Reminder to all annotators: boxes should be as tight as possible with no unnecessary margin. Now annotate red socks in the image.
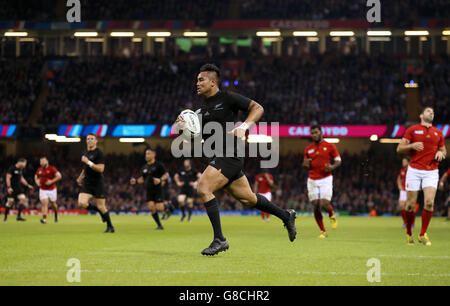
[420,210,433,236]
[43,214,47,220]
[406,211,415,236]
[401,210,407,225]
[314,209,325,232]
[328,205,335,218]
[261,211,270,220]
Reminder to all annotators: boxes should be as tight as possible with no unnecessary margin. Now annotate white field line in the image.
[0,268,449,278]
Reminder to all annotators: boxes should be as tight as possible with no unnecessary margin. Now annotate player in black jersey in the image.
[175,64,296,256]
[76,133,115,233]
[130,147,169,230]
[174,159,201,222]
[161,175,175,220]
[4,158,33,222]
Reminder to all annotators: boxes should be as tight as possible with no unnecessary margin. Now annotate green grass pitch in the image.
[1,215,449,286]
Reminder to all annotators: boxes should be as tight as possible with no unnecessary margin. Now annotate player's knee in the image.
[197,186,211,201]
[424,200,434,211]
[78,200,88,208]
[240,193,257,207]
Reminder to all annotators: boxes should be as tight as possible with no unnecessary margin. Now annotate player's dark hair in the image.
[40,156,48,160]
[420,105,433,114]
[87,133,97,138]
[17,158,27,163]
[200,63,220,81]
[310,125,322,132]
[145,147,155,154]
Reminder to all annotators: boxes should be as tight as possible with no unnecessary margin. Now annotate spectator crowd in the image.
[1,0,448,23]
[35,53,449,125]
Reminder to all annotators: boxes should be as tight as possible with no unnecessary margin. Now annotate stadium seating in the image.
[36,54,449,125]
[0,57,43,124]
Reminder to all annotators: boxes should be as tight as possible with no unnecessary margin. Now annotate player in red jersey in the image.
[302,125,341,238]
[254,169,275,222]
[438,168,450,220]
[35,157,62,224]
[397,106,446,246]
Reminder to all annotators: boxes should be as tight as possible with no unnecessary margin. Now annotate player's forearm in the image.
[21,177,31,188]
[244,101,264,127]
[86,163,104,173]
[439,146,447,157]
[54,173,62,183]
[48,174,62,185]
[162,173,169,181]
[331,160,342,170]
[397,143,413,154]
[397,177,402,190]
[6,175,11,188]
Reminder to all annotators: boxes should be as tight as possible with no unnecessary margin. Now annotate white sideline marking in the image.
[1,268,449,278]
[375,255,450,259]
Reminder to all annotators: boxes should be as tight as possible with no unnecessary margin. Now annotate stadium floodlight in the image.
[367,30,392,36]
[443,30,450,36]
[293,31,318,37]
[256,31,281,37]
[146,32,171,37]
[379,138,402,144]
[74,32,98,37]
[119,138,145,143]
[54,137,81,143]
[324,138,340,144]
[247,135,273,143]
[183,32,208,37]
[4,32,28,37]
[404,30,429,36]
[44,134,59,140]
[110,32,135,37]
[329,31,354,36]
[370,135,379,142]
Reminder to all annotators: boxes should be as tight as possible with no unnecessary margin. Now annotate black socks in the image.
[152,213,162,227]
[204,198,225,241]
[254,194,289,222]
[101,211,113,227]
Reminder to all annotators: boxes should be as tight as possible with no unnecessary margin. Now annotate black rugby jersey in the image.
[196,90,251,158]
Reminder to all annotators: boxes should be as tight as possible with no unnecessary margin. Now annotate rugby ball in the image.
[178,109,201,138]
